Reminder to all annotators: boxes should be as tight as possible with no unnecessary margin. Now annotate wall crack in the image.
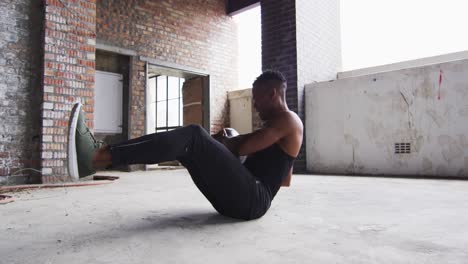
[400,91,414,129]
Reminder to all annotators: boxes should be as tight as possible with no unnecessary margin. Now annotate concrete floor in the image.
[1,170,468,264]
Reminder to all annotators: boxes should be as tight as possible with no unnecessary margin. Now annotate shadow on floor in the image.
[139,211,247,230]
[61,211,250,250]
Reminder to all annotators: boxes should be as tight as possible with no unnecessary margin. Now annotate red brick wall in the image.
[41,0,96,182]
[128,58,146,139]
[96,0,238,136]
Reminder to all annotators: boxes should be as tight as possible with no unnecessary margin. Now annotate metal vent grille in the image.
[395,143,411,154]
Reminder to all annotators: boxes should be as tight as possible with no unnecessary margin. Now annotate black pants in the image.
[109,124,272,220]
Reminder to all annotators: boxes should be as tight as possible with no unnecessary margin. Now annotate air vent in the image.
[395,143,411,154]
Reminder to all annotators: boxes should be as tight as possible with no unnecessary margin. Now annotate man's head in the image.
[252,70,287,120]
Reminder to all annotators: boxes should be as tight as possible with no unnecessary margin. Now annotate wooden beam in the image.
[226,0,260,16]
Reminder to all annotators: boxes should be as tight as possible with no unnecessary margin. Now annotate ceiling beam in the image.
[226,0,260,16]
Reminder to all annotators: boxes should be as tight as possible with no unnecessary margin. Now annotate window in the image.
[153,75,184,133]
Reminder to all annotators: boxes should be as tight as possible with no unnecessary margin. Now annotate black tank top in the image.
[244,144,295,199]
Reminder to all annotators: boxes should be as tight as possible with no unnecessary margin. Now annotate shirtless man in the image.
[68,70,303,220]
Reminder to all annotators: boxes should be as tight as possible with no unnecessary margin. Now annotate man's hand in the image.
[212,128,228,143]
[212,129,240,156]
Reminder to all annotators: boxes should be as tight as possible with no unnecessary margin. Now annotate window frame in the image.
[153,75,184,132]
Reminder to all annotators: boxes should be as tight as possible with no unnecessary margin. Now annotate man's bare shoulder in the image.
[273,110,303,132]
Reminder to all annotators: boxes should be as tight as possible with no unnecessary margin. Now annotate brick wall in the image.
[128,58,146,139]
[296,0,341,115]
[41,0,96,183]
[260,0,341,173]
[260,0,305,171]
[97,0,238,136]
[261,0,298,112]
[0,0,43,184]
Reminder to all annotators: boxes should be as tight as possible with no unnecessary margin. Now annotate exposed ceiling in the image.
[226,0,260,16]
[147,64,201,79]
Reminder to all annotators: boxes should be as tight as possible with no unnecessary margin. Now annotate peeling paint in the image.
[400,91,410,107]
[426,110,444,128]
[422,157,433,172]
[413,135,424,153]
[465,157,468,175]
[436,165,448,176]
[0,152,13,175]
[416,77,435,99]
[459,135,468,148]
[438,135,452,145]
[441,143,463,164]
[399,89,414,129]
[438,69,443,100]
[454,84,468,97]
[365,120,384,141]
[395,160,409,169]
[310,147,321,162]
[458,107,468,117]
[343,134,360,173]
[344,134,359,147]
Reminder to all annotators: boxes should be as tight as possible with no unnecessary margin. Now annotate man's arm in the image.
[225,112,293,156]
[220,130,293,187]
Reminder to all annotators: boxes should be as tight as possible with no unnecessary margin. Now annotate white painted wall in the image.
[305,59,468,177]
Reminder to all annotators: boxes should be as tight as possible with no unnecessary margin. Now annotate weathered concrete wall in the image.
[0,0,43,184]
[338,50,468,79]
[306,59,468,177]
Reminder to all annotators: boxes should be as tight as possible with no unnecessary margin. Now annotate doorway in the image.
[146,64,210,168]
[94,50,130,145]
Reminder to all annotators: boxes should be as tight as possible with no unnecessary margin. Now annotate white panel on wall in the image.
[94,71,123,134]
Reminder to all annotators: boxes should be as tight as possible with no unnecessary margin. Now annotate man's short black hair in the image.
[252,70,287,90]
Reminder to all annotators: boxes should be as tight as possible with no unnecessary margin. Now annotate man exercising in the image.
[68,70,303,220]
